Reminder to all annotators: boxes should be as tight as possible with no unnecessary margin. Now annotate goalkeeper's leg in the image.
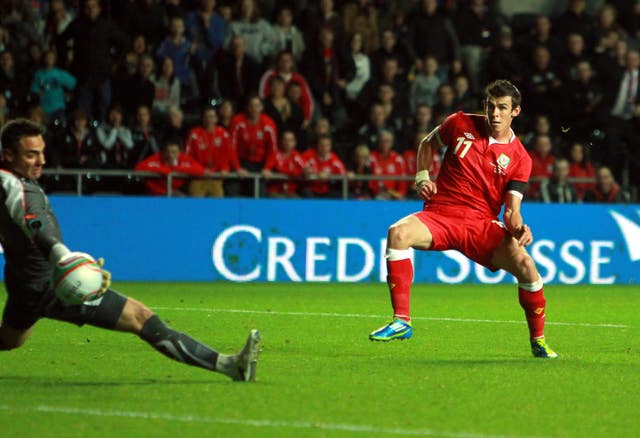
[118,298,259,380]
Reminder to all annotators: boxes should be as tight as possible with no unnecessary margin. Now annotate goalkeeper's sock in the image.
[140,315,234,374]
[518,277,546,340]
[386,248,413,322]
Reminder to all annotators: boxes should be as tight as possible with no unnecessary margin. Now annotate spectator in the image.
[44,0,74,50]
[224,0,276,66]
[370,129,407,200]
[185,0,226,94]
[565,60,603,142]
[155,16,198,102]
[300,0,346,55]
[376,83,407,146]
[56,108,101,168]
[485,26,524,87]
[160,105,188,142]
[369,29,413,79]
[407,104,435,147]
[342,0,379,54]
[30,49,76,125]
[97,104,134,169]
[130,105,161,166]
[454,0,503,92]
[602,48,640,182]
[523,45,563,122]
[301,26,350,132]
[272,7,305,64]
[359,56,409,114]
[407,0,461,75]
[343,32,371,121]
[262,130,306,198]
[131,34,150,58]
[432,83,457,125]
[217,35,261,108]
[262,76,304,143]
[347,144,379,199]
[121,0,166,49]
[540,158,577,203]
[217,99,235,131]
[410,54,441,111]
[522,114,563,154]
[120,54,156,122]
[583,165,629,203]
[151,57,181,119]
[594,4,627,44]
[0,50,31,115]
[567,141,596,200]
[452,75,480,113]
[592,29,623,84]
[261,50,315,129]
[301,134,346,198]
[228,94,277,196]
[553,0,595,42]
[58,0,128,122]
[558,33,590,83]
[517,15,563,61]
[184,106,233,197]
[528,134,556,200]
[111,51,139,117]
[357,102,393,150]
[135,138,205,196]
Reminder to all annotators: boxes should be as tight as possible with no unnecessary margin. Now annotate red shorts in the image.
[414,207,509,271]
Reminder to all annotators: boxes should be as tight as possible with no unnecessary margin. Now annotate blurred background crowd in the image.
[0,0,638,202]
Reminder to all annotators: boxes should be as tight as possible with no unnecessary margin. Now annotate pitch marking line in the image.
[153,307,631,329]
[0,404,550,438]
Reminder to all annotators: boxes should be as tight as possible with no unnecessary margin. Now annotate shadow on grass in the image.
[0,376,226,387]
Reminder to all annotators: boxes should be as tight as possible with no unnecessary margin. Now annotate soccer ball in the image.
[53,252,104,305]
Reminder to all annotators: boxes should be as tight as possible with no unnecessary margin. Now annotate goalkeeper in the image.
[0,119,260,381]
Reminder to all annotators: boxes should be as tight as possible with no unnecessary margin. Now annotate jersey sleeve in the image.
[434,112,461,148]
[507,147,533,197]
[0,171,65,260]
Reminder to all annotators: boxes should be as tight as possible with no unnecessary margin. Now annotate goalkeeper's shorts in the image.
[2,279,127,331]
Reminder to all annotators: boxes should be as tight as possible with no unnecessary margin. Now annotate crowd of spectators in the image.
[0,0,637,202]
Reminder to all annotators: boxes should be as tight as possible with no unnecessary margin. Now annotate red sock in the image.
[518,287,546,340]
[387,258,413,322]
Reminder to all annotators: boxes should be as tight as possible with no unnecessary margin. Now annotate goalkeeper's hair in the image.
[0,118,45,153]
[484,79,521,109]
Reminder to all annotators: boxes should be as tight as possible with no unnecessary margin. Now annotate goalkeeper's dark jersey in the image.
[0,169,62,290]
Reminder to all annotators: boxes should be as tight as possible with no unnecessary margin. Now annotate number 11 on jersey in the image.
[454,137,472,158]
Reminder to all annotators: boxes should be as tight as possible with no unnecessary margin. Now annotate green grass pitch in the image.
[1,282,639,437]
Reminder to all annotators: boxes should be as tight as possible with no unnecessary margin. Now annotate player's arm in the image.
[415,125,440,201]
[503,181,533,246]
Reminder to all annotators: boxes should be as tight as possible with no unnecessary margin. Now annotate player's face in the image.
[4,135,46,180]
[485,96,520,137]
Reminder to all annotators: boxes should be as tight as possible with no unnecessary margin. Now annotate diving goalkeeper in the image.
[0,118,260,381]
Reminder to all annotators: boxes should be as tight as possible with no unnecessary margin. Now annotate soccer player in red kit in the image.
[369,80,558,358]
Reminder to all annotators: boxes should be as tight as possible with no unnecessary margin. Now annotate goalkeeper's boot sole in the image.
[232,329,261,381]
[531,337,558,358]
[369,319,412,341]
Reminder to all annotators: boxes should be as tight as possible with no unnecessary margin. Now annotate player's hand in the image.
[512,224,533,247]
[417,180,437,201]
[96,257,112,295]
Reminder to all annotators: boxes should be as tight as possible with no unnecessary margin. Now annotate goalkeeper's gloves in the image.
[96,257,112,295]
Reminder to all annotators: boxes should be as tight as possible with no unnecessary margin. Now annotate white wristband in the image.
[415,170,431,186]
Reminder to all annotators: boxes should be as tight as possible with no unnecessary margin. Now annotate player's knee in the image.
[120,298,155,333]
[514,253,538,282]
[387,223,411,248]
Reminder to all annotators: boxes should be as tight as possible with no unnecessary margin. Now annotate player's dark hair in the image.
[484,79,521,108]
[0,118,44,153]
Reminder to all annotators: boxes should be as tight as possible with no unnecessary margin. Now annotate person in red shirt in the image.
[134,138,205,196]
[528,134,555,200]
[370,129,407,200]
[301,134,346,198]
[347,144,380,199]
[258,50,314,128]
[370,80,558,359]
[567,141,595,200]
[583,165,629,203]
[184,107,233,197]
[262,129,306,197]
[229,94,278,196]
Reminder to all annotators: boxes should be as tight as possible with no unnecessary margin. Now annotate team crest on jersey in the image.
[464,132,475,140]
[491,153,511,176]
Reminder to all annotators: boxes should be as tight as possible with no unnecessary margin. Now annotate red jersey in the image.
[230,113,278,167]
[568,161,595,200]
[184,126,233,172]
[134,151,205,195]
[263,149,306,195]
[302,148,346,195]
[431,112,531,217]
[258,70,315,122]
[370,150,408,197]
[404,148,442,180]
